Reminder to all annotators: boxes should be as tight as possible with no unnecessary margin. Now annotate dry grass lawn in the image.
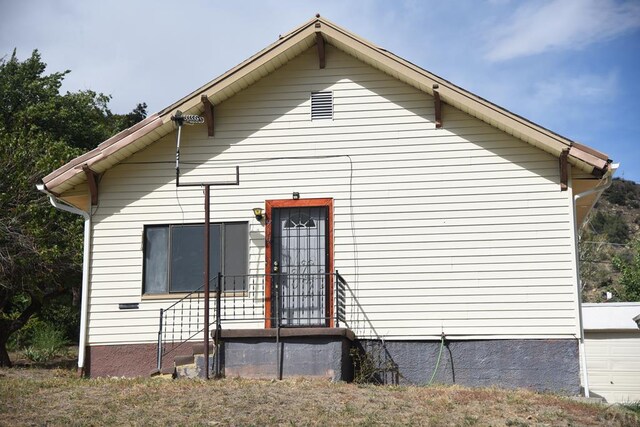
[1,366,638,426]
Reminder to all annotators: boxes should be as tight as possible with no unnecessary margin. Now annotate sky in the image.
[1,0,639,181]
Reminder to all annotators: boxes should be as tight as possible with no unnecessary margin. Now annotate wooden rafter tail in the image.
[82,165,99,205]
[559,148,569,191]
[433,84,442,129]
[201,94,215,137]
[315,32,326,69]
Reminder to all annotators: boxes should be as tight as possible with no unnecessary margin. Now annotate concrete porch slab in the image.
[215,327,356,341]
[206,328,355,381]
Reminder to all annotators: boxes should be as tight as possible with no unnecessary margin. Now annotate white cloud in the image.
[530,71,619,108]
[485,0,640,61]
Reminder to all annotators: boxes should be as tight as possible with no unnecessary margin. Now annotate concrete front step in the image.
[171,342,218,379]
[175,354,217,379]
[191,343,215,355]
[174,328,355,381]
[174,355,195,366]
[175,362,198,379]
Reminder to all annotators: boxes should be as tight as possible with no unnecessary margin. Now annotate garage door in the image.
[585,331,640,403]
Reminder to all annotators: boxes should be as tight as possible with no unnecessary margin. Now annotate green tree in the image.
[0,49,146,366]
[613,240,640,301]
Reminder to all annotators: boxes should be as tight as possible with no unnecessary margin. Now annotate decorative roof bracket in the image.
[201,95,215,137]
[315,32,326,69]
[559,148,569,191]
[433,84,443,128]
[82,165,99,205]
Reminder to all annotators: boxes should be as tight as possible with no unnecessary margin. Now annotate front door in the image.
[266,199,333,327]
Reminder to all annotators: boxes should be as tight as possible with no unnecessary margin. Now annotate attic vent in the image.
[311,91,333,120]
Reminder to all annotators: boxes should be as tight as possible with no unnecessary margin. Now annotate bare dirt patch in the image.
[1,366,637,426]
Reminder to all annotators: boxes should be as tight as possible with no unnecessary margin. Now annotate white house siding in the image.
[85,45,578,345]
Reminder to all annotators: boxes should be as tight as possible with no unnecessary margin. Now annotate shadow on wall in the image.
[94,42,559,219]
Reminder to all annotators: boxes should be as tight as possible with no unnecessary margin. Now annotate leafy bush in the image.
[589,211,630,244]
[7,316,46,351]
[620,401,640,415]
[40,296,80,345]
[7,295,79,350]
[23,323,68,363]
[350,343,400,384]
[613,240,640,302]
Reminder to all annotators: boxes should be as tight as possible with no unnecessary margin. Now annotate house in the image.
[583,303,640,403]
[38,16,615,393]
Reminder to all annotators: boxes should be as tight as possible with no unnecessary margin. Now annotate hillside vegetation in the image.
[580,178,640,302]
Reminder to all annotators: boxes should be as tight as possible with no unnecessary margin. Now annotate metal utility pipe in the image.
[156,308,164,371]
[204,185,210,380]
[36,183,91,377]
[571,167,617,398]
[172,111,239,380]
[175,122,183,186]
[215,271,222,378]
[275,278,282,380]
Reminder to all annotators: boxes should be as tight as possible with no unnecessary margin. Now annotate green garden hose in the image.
[428,334,445,385]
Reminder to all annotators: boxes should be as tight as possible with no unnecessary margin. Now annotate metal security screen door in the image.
[266,199,333,327]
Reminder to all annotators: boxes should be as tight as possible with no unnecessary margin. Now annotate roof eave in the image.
[42,113,164,193]
[41,19,322,195]
[317,18,611,176]
[41,15,613,195]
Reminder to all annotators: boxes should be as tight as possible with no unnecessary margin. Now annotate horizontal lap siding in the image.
[85,45,577,344]
[585,331,640,403]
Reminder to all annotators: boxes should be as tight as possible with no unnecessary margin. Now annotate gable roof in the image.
[41,15,612,197]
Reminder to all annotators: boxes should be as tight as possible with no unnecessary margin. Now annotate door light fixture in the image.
[253,207,264,221]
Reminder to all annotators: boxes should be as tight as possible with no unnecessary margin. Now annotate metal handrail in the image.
[156,271,346,372]
[162,283,206,312]
[156,282,208,371]
[335,270,348,326]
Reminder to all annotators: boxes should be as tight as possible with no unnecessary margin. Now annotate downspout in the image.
[36,183,91,377]
[571,165,617,397]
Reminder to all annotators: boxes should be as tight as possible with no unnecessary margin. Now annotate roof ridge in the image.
[40,15,612,196]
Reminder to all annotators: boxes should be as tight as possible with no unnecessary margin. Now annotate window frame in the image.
[141,221,249,296]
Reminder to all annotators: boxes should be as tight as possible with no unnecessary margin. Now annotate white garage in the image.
[583,302,640,403]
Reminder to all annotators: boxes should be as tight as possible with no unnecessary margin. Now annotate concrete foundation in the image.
[85,334,580,395]
[86,343,191,377]
[356,339,580,394]
[215,328,354,381]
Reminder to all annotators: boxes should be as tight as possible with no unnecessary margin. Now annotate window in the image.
[143,222,248,294]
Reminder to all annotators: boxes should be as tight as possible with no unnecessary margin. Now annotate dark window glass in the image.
[170,224,221,292]
[143,226,169,294]
[143,222,248,294]
[224,222,248,291]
